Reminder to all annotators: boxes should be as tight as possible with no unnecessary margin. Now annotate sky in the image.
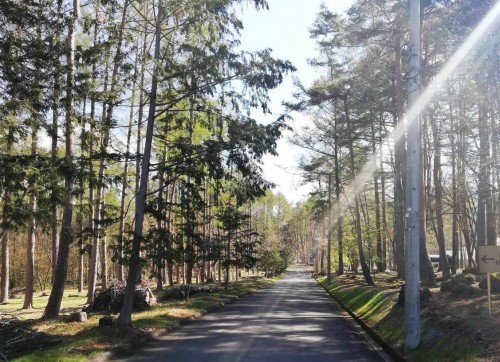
[238,0,354,204]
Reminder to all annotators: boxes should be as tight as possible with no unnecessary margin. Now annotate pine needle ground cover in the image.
[0,277,276,362]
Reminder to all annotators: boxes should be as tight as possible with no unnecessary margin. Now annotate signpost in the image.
[478,246,500,316]
[478,246,500,273]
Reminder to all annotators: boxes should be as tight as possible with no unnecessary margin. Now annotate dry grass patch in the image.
[1,277,276,362]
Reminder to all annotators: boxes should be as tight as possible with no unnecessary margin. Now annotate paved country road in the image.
[120,267,389,362]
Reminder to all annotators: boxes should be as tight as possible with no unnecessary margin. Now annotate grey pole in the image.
[405,0,421,350]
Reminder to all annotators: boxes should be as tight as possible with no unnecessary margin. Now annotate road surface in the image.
[121,267,388,362]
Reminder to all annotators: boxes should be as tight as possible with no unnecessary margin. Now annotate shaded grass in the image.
[1,290,88,320]
[319,276,484,362]
[2,277,276,362]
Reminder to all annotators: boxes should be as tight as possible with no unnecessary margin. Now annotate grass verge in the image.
[1,277,276,362]
[319,275,485,362]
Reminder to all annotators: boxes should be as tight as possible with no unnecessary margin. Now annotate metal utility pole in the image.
[327,173,332,284]
[405,0,421,350]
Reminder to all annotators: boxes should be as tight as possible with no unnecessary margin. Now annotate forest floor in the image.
[3,271,498,361]
[319,271,500,362]
[0,276,276,362]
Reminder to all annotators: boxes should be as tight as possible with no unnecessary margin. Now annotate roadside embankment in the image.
[318,274,489,362]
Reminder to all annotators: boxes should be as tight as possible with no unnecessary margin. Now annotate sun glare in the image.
[327,0,500,230]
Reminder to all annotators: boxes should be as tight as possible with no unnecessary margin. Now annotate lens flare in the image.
[326,1,500,233]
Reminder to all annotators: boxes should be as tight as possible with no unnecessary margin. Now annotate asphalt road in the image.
[120,267,388,362]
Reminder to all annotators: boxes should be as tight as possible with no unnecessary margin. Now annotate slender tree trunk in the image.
[44,0,79,318]
[430,114,451,280]
[372,122,383,273]
[78,189,84,292]
[23,120,38,309]
[477,101,490,260]
[136,30,149,197]
[344,97,373,285]
[93,0,130,296]
[77,96,86,293]
[117,52,139,283]
[117,0,163,326]
[320,245,325,275]
[380,118,388,271]
[0,229,10,303]
[418,56,435,287]
[155,145,167,291]
[1,127,14,303]
[393,36,406,278]
[51,0,63,284]
[167,182,176,286]
[87,45,111,303]
[449,88,458,275]
[101,235,108,288]
[334,111,344,275]
[224,236,231,290]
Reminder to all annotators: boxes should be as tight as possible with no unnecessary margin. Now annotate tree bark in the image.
[344,97,373,286]
[430,113,450,280]
[117,49,139,283]
[1,127,13,304]
[50,0,63,284]
[393,38,406,278]
[43,0,79,318]
[87,44,111,303]
[117,0,163,327]
[372,122,383,273]
[380,117,388,272]
[334,117,344,275]
[23,120,38,309]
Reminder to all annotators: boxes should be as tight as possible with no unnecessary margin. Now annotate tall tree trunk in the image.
[380,118,388,272]
[476,100,492,273]
[155,145,167,291]
[117,0,163,327]
[372,122,383,273]
[334,111,344,275]
[448,85,458,274]
[117,49,139,283]
[1,127,14,303]
[421,112,435,286]
[44,0,79,318]
[224,235,231,290]
[23,120,38,309]
[344,97,373,286]
[457,85,476,268]
[101,235,108,288]
[77,96,86,293]
[167,181,176,286]
[92,0,130,297]
[87,45,111,303]
[393,37,406,279]
[135,30,149,197]
[0,229,10,303]
[430,113,451,280]
[51,0,63,284]
[78,184,84,292]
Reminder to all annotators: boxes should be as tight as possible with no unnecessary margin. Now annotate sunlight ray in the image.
[327,0,500,234]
